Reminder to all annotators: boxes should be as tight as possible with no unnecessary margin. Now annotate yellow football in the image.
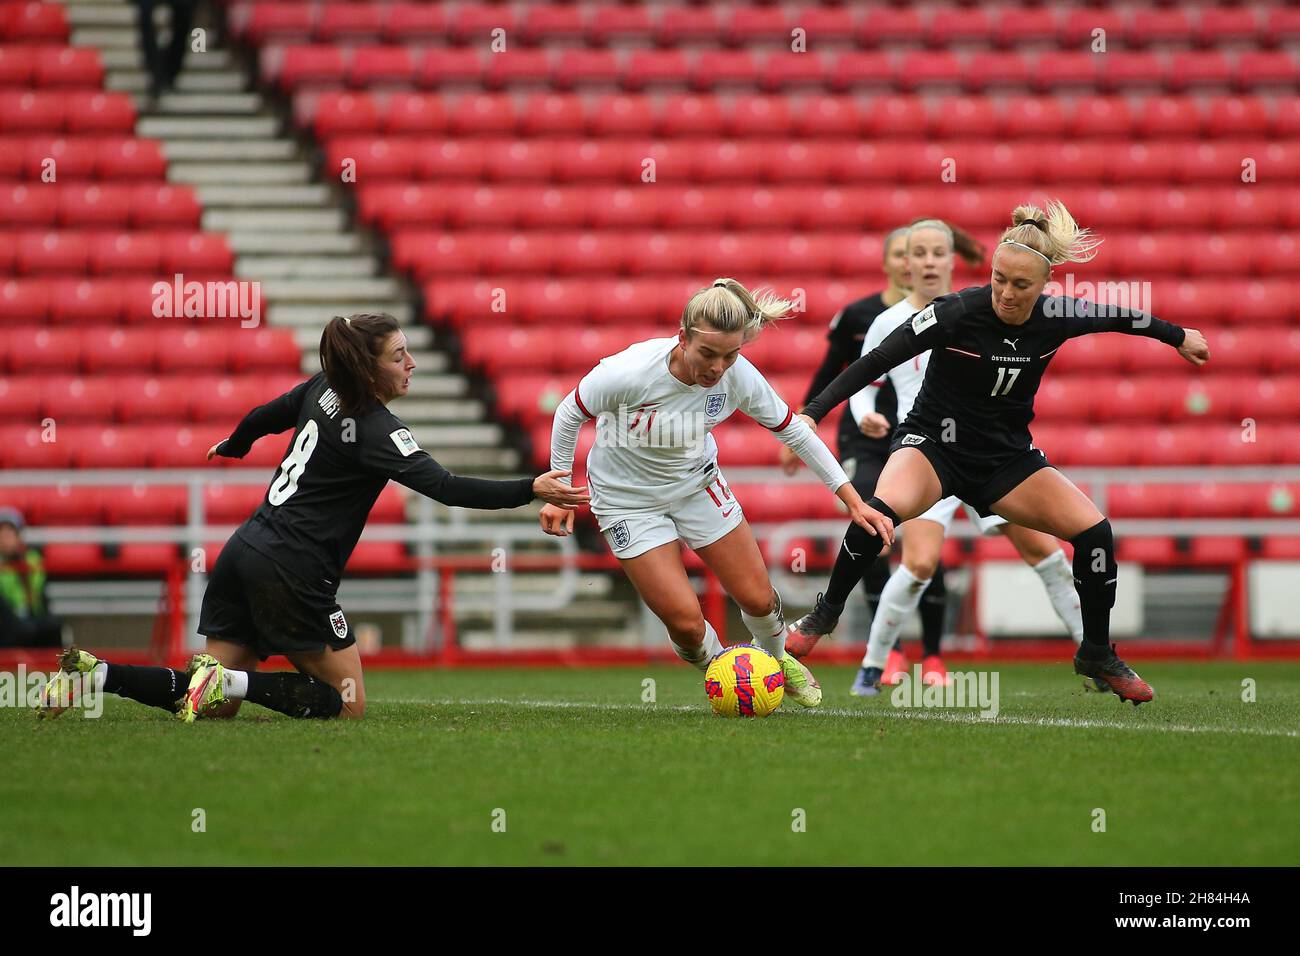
[704,644,785,717]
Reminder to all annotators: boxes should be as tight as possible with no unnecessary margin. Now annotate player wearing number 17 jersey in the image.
[791,201,1211,704]
[39,313,586,722]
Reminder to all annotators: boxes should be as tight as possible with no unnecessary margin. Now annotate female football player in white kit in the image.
[838,220,1086,695]
[540,278,891,707]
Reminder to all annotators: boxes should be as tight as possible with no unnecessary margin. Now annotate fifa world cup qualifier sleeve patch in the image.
[911,304,937,334]
[389,428,420,456]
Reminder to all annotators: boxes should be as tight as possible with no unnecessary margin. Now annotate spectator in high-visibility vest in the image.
[0,507,63,648]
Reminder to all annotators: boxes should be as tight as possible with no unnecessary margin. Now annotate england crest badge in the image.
[705,393,726,418]
[609,520,631,551]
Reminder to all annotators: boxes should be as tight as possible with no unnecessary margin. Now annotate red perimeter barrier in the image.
[5,548,1300,671]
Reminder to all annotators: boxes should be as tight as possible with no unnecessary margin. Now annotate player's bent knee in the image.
[666,614,706,646]
[736,590,776,619]
[904,554,939,580]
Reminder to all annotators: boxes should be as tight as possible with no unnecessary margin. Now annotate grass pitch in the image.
[3,662,1297,866]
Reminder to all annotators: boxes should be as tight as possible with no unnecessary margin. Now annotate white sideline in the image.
[374,697,1300,739]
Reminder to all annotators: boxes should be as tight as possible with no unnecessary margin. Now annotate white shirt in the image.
[550,337,848,516]
[849,296,933,428]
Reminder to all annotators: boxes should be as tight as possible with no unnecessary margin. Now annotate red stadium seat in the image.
[0,184,58,225]
[95,137,167,179]
[89,232,160,275]
[1198,9,1264,46]
[759,52,827,93]
[1169,52,1232,92]
[1235,52,1299,90]
[241,3,315,44]
[417,48,483,87]
[384,92,447,133]
[857,7,925,46]
[203,483,267,523]
[516,92,584,135]
[316,4,383,42]
[1188,537,1248,565]
[656,6,721,45]
[1117,537,1179,565]
[162,232,234,275]
[65,92,135,132]
[50,278,124,327]
[384,4,448,41]
[132,184,201,227]
[228,329,301,372]
[16,134,82,182]
[5,2,69,42]
[35,46,102,88]
[926,7,993,46]
[0,46,36,85]
[484,49,553,89]
[28,485,103,526]
[520,5,586,44]
[153,329,231,374]
[0,279,51,322]
[349,46,417,87]
[0,91,64,131]
[17,230,89,274]
[552,49,621,89]
[273,45,348,89]
[116,375,195,423]
[624,51,691,89]
[313,91,380,136]
[588,7,653,46]
[103,484,186,526]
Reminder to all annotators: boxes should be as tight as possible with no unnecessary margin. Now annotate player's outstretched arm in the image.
[208,374,318,459]
[803,317,940,424]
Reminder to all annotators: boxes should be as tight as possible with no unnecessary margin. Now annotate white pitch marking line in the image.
[374,698,1300,739]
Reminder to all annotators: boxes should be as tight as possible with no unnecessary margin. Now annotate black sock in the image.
[102,663,190,713]
[1071,518,1117,656]
[919,561,947,658]
[862,554,892,619]
[245,671,343,719]
[825,498,899,606]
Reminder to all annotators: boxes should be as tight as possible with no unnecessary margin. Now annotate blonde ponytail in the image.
[999,199,1102,271]
[680,278,794,340]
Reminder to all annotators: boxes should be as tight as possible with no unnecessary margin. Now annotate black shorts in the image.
[888,425,1052,518]
[839,445,888,500]
[197,534,354,661]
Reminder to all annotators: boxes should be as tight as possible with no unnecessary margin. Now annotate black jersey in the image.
[216,372,534,590]
[801,292,899,457]
[803,284,1186,462]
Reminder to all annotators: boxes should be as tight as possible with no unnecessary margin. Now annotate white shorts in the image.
[596,473,744,560]
[915,495,1007,536]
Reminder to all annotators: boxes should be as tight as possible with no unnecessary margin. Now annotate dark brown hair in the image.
[319,313,401,415]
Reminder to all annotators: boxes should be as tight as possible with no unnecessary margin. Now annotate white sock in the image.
[1034,549,1084,643]
[862,565,930,669]
[741,590,787,660]
[221,668,249,699]
[673,621,724,672]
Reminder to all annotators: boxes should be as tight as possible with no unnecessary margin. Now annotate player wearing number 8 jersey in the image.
[790,201,1211,704]
[38,313,587,722]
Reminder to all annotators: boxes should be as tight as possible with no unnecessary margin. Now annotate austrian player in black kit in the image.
[39,313,588,721]
[789,202,1211,703]
[783,220,987,661]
